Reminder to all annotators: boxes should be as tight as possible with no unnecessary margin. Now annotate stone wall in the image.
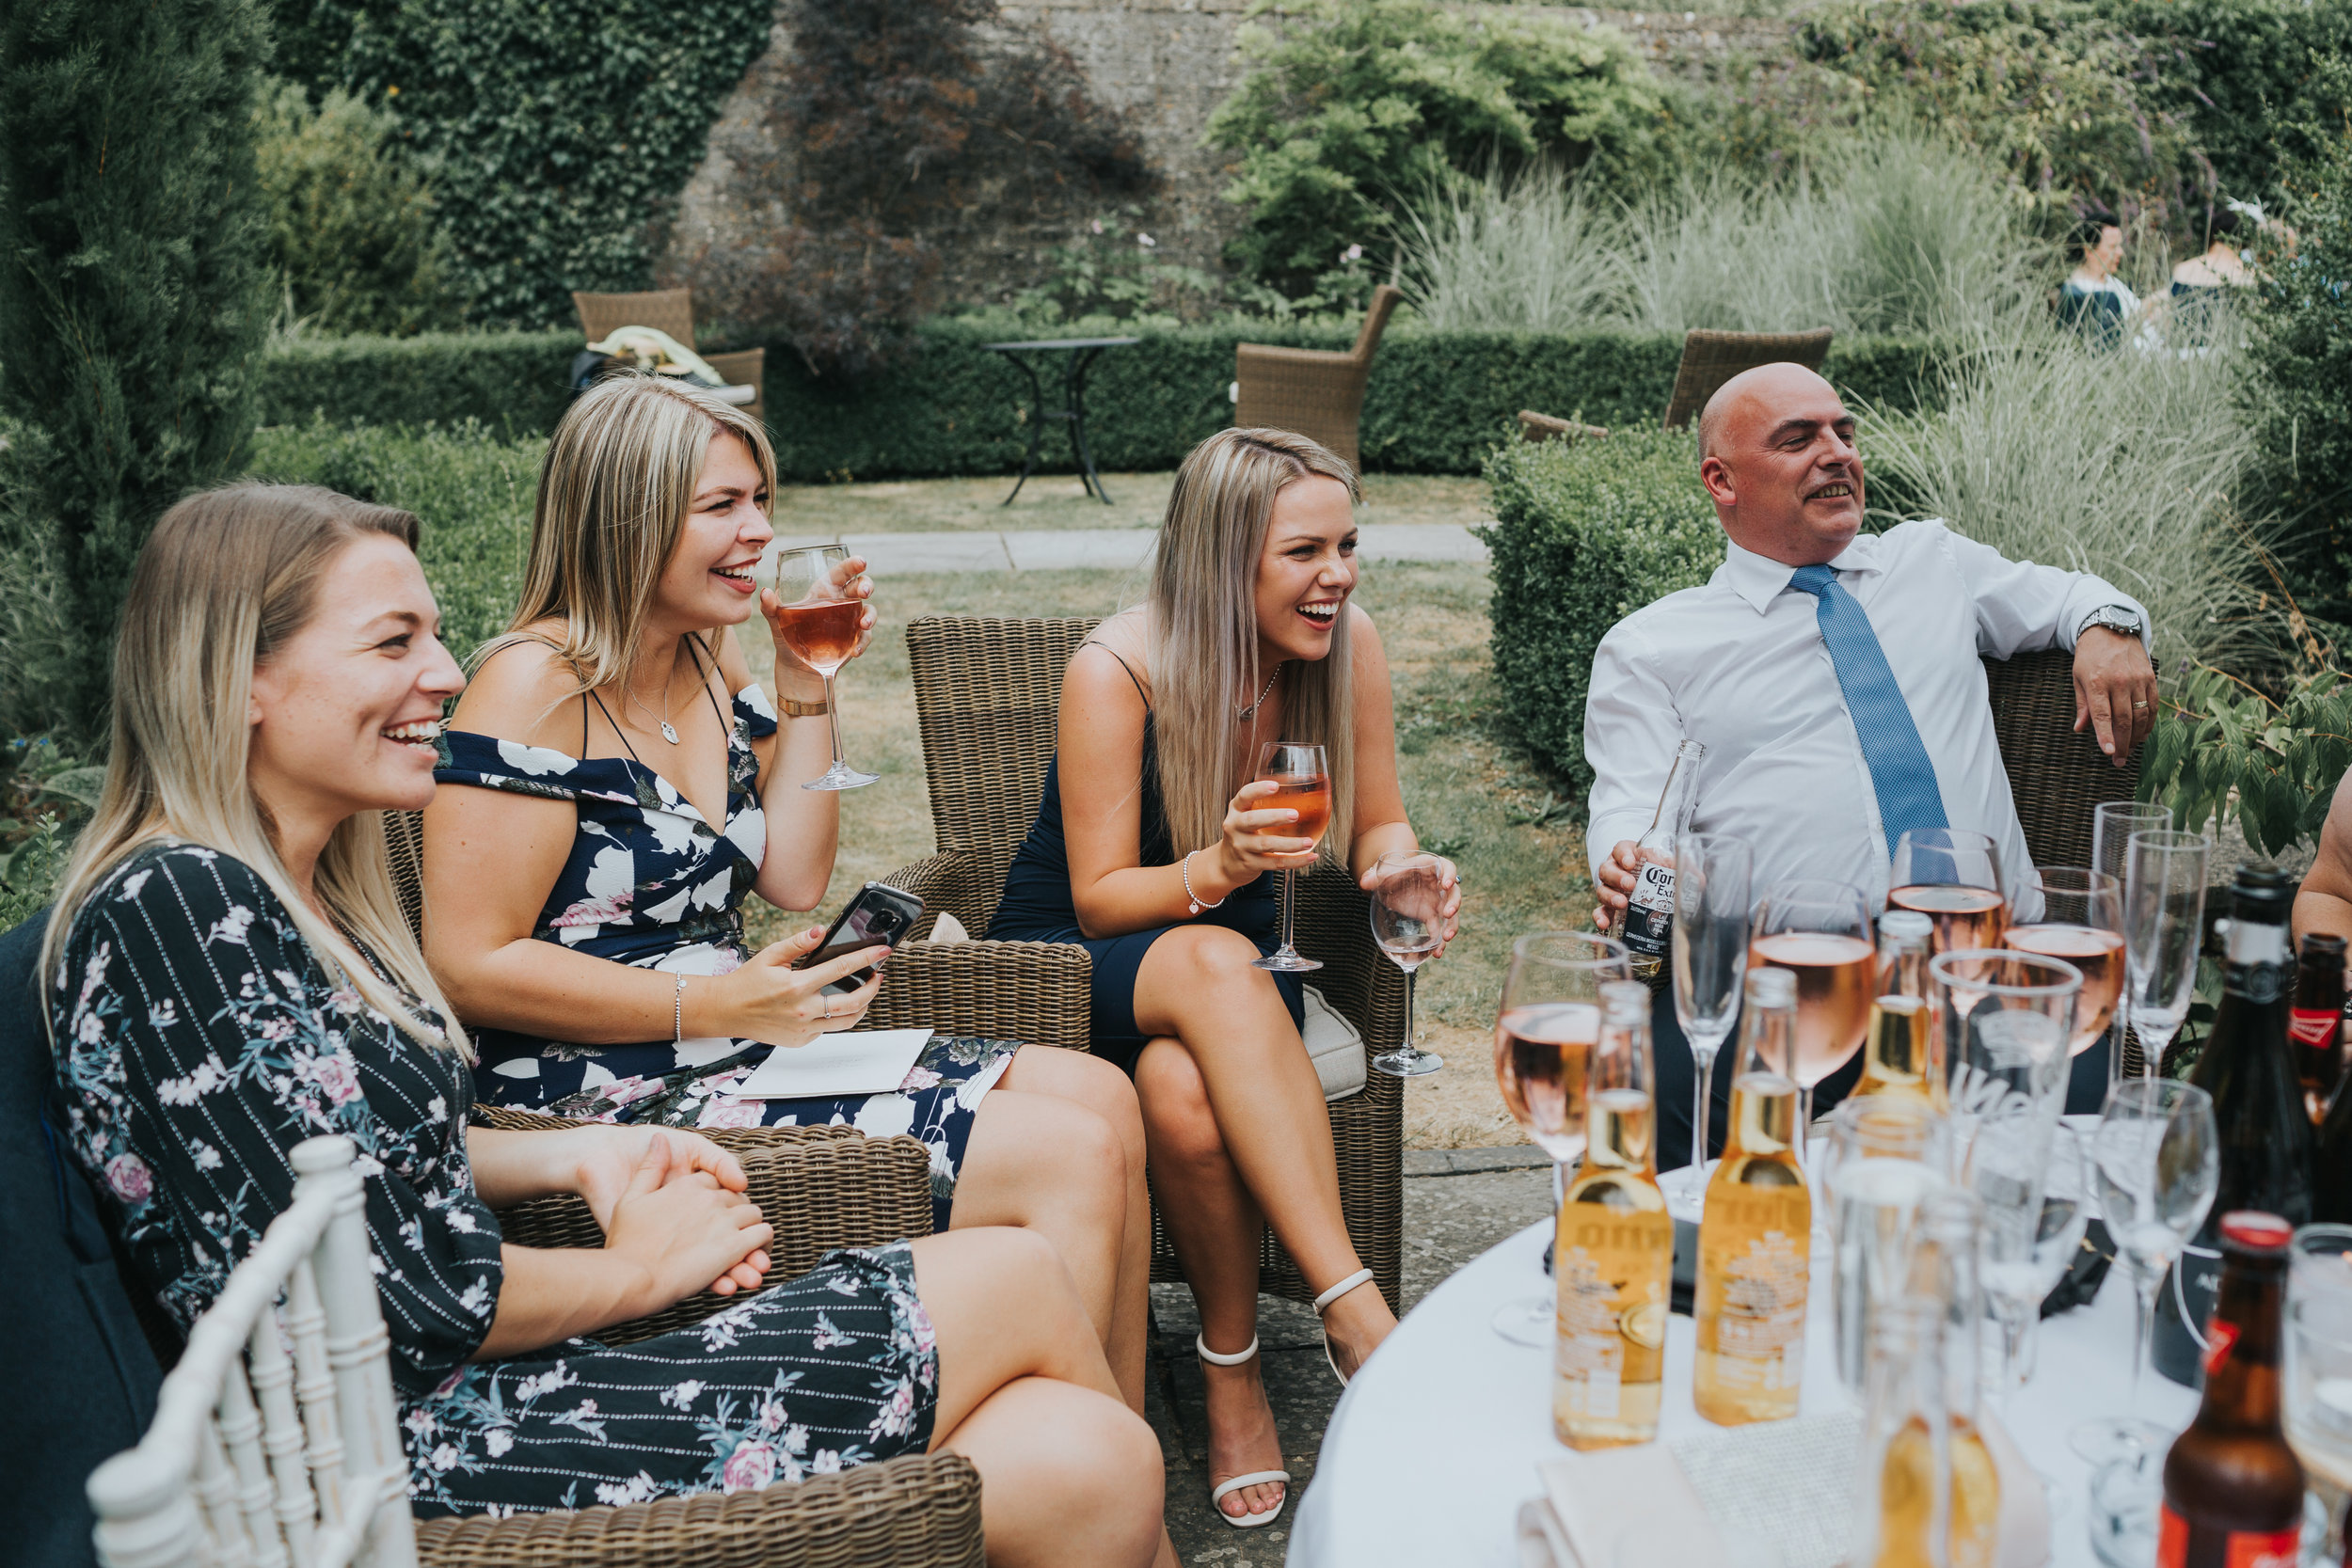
[660,0,1793,308]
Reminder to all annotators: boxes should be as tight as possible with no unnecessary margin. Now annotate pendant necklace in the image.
[626,657,683,745]
[1237,663,1282,723]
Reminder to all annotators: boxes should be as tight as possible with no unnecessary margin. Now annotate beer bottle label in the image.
[2201,1317,2239,1379]
[2290,1006,2341,1054]
[2155,1505,2298,1568]
[1621,863,1675,957]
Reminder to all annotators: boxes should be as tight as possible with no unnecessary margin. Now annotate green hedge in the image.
[1479,427,1722,795]
[258,320,1947,479]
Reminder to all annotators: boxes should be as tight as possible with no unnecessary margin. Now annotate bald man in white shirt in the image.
[1584,363,2158,1171]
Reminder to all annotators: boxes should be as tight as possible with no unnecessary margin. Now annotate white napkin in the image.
[732,1029,933,1099]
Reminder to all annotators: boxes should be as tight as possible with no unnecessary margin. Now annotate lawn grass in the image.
[771,469,1491,536]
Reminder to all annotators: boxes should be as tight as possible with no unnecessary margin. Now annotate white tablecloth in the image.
[1289,1209,2197,1567]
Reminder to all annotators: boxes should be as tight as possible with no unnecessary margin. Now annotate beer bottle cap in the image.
[2304,933,2349,958]
[2232,863,2294,922]
[1879,911,1932,943]
[1744,968,1796,1008]
[2218,1211,2295,1253]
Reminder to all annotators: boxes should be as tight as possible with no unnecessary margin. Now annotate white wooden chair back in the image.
[85,1136,418,1568]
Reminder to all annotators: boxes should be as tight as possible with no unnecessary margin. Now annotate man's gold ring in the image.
[2133,701,2150,711]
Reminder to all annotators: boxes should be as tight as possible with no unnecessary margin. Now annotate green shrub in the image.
[261,330,580,435]
[1478,427,1721,792]
[2139,661,2352,856]
[1206,0,1669,297]
[255,79,453,334]
[246,420,539,660]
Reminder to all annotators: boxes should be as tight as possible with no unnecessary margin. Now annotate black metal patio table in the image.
[982,336,1140,505]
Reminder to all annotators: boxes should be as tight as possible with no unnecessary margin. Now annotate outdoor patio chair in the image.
[571,287,767,426]
[84,1130,985,1568]
[1232,284,1406,473]
[881,615,1406,1311]
[1517,410,1608,446]
[1660,326,1834,430]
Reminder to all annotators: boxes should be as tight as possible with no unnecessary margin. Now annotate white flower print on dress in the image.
[594,1471,660,1508]
[660,1380,705,1411]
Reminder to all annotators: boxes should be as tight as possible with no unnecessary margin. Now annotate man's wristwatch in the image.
[2079,605,2144,641]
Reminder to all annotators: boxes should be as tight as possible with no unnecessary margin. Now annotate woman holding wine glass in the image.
[988,426,1461,1527]
[422,373,1165,1429]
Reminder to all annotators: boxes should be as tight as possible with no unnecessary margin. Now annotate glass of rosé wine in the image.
[768,544,878,791]
[2004,866,2124,1059]
[1748,879,1875,1139]
[1251,741,1331,974]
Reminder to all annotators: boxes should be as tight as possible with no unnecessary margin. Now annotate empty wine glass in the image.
[2093,802,2172,1086]
[1252,741,1330,974]
[1977,1121,2092,1395]
[1492,930,1631,1345]
[1367,851,1446,1077]
[2074,1077,2219,1463]
[1748,879,1874,1138]
[2122,830,2209,1081]
[1888,828,2007,955]
[1661,832,1751,1220]
[2004,868,2125,1058]
[769,544,879,790]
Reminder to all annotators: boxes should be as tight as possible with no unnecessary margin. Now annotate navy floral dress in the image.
[51,842,939,1517]
[436,677,1018,1231]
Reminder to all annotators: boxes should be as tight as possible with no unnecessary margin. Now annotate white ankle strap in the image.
[1195,1333,1261,1367]
[1312,1268,1376,1316]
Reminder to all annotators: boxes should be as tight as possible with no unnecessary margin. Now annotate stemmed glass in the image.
[2285,1225,2352,1563]
[1747,879,1874,1139]
[2094,801,2172,1081]
[770,544,879,790]
[2122,830,2210,1081]
[1251,741,1330,974]
[1887,828,2007,956]
[1366,851,1446,1077]
[1492,931,1631,1345]
[1661,832,1751,1220]
[2074,1077,2219,1463]
[1976,1121,2092,1396]
[2004,868,2125,1059]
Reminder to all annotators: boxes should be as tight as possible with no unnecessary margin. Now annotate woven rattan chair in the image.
[571,288,766,426]
[1232,284,1406,473]
[1518,410,1608,446]
[882,615,1405,1311]
[1660,326,1835,431]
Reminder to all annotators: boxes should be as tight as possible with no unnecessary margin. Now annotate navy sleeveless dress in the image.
[986,655,1304,1072]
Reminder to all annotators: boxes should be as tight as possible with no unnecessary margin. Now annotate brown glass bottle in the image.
[2156,1211,2304,1568]
[2293,933,2348,1125]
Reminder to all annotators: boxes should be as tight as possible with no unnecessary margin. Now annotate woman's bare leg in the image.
[913,1228,1174,1568]
[1135,1037,1285,1524]
[992,1045,1152,1413]
[1130,924,1399,1373]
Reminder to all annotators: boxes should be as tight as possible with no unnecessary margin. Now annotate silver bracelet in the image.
[673,974,686,1043]
[1182,850,1227,916]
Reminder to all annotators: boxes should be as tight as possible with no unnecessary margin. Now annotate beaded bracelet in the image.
[1182,850,1227,917]
[673,974,687,1043]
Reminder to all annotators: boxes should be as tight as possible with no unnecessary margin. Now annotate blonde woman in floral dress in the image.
[47,483,1170,1565]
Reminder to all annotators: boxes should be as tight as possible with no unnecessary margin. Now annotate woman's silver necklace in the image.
[1237,664,1282,722]
[625,662,682,745]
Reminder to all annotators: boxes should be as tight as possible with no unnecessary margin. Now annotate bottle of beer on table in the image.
[1618,739,1705,980]
[1695,967,1810,1425]
[1854,1291,1999,1568]
[1853,910,1939,1108]
[2292,932,2346,1125]
[1555,982,1675,1449]
[2157,1211,2303,1568]
[2154,864,2314,1387]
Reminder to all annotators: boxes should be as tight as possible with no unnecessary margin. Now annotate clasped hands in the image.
[565,1122,777,1308]
[1210,780,1462,956]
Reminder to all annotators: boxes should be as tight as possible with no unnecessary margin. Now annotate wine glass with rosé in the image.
[1491,930,1632,1344]
[768,544,878,791]
[1748,879,1875,1139]
[1251,742,1331,974]
[1887,829,2008,959]
[2003,867,2125,1059]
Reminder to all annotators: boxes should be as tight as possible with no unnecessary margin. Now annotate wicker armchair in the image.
[1660,326,1834,431]
[1232,284,1405,472]
[883,616,1405,1312]
[572,288,767,427]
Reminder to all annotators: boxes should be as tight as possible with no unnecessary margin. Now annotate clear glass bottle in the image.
[1855,1291,2000,1568]
[1618,739,1706,979]
[1694,966,1810,1424]
[1555,980,1675,1449]
[1854,910,1941,1109]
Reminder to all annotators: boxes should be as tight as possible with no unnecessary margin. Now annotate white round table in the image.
[1289,1200,2198,1567]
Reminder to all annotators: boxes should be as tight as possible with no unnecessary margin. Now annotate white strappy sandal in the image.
[1196,1334,1290,1529]
[1313,1268,1378,1386]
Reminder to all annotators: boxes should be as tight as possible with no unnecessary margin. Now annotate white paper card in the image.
[732,1029,933,1100]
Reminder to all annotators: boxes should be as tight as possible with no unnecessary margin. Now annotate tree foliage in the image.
[0,0,273,736]
[255,80,454,334]
[2140,663,2352,856]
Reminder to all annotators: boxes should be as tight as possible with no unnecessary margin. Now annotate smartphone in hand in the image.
[798,882,925,995]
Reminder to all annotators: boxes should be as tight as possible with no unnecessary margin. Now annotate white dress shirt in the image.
[1583,519,2151,912]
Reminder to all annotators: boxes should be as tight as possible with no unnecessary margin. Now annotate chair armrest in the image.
[415,1449,983,1568]
[866,939,1094,1053]
[1236,342,1356,372]
[885,852,981,939]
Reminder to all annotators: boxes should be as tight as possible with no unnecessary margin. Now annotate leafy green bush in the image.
[1478,427,1721,791]
[255,79,453,334]
[1206,0,1668,297]
[2139,662,2352,856]
[261,330,579,435]
[246,420,539,660]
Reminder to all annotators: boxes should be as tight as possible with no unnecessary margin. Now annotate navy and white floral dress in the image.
[52,842,940,1517]
[435,678,1018,1232]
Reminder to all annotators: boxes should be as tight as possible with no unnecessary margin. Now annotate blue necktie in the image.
[1787,564,1949,858]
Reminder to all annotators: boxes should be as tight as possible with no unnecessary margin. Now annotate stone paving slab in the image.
[761,522,1486,579]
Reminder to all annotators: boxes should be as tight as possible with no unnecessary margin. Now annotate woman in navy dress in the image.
[46,483,1165,1563]
[989,428,1459,1528]
[422,375,1153,1418]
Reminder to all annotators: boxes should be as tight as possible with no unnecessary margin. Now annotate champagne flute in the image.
[1492,930,1631,1344]
[1661,832,1751,1220]
[1251,741,1329,974]
[2003,867,2124,1058]
[1748,879,1875,1138]
[1366,850,1446,1077]
[770,544,879,791]
[2122,829,2209,1080]
[2073,1077,2219,1463]
[1887,828,2007,957]
[2094,802,2172,1085]
[2286,1224,2352,1564]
